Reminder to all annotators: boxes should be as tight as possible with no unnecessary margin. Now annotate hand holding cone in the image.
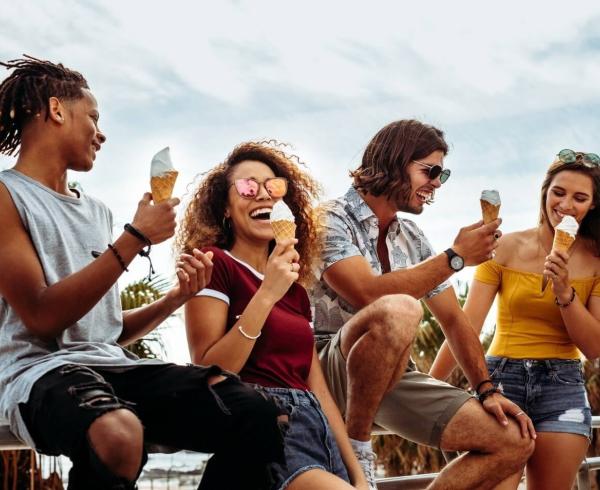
[542,215,578,290]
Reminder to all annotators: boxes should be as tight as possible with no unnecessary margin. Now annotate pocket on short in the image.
[552,367,584,386]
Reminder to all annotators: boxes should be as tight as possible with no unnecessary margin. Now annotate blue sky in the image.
[2,1,600,361]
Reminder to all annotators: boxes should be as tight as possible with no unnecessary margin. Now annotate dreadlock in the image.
[0,55,89,155]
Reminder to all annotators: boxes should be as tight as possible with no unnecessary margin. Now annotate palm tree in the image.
[121,275,170,359]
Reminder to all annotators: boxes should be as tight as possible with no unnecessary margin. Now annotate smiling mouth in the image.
[250,208,272,221]
[416,190,433,203]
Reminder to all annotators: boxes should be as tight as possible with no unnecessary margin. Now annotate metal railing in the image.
[2,417,600,489]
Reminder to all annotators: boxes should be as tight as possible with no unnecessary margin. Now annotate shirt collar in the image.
[344,186,400,232]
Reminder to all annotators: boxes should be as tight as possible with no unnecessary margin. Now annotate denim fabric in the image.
[259,387,349,489]
[486,356,592,439]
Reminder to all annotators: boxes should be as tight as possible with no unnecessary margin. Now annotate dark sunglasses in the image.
[557,149,600,168]
[413,161,451,184]
[231,177,288,199]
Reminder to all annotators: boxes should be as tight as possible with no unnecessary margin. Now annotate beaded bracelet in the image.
[107,243,128,272]
[555,287,576,308]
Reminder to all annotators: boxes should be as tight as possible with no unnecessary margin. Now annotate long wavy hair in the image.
[539,155,600,256]
[351,119,448,205]
[176,140,322,286]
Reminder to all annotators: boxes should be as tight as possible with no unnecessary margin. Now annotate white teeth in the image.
[250,208,272,218]
[416,191,431,201]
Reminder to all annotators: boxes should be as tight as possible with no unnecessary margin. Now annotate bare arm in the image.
[120,250,214,345]
[429,279,498,381]
[0,186,178,339]
[322,219,501,308]
[306,347,368,489]
[427,285,536,438]
[546,249,600,358]
[186,240,299,372]
[425,287,491,388]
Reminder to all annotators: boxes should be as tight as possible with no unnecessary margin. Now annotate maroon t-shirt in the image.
[198,247,314,390]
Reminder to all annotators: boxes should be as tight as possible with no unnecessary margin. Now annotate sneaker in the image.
[354,447,378,490]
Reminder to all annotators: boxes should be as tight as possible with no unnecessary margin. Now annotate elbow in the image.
[22,315,59,341]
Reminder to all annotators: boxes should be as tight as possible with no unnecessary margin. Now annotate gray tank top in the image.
[0,169,147,446]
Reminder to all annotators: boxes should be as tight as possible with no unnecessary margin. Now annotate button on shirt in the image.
[310,186,450,335]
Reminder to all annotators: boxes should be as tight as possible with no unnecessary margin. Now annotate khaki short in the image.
[317,330,473,448]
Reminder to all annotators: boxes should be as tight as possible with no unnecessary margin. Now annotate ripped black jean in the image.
[19,363,286,490]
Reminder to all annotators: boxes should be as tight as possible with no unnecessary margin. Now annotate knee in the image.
[369,294,422,343]
[509,429,535,464]
[492,422,535,466]
[88,409,144,467]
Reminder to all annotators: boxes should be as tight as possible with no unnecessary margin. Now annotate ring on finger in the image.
[515,411,525,417]
[493,231,500,240]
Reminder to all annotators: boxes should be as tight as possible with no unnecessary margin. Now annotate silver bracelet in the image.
[238,325,261,340]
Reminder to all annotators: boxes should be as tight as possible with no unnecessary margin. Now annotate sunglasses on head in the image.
[413,161,451,184]
[557,149,600,168]
[230,177,288,199]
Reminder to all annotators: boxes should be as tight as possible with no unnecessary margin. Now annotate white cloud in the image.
[2,0,600,362]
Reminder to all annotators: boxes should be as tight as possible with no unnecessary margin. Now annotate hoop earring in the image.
[222,217,231,233]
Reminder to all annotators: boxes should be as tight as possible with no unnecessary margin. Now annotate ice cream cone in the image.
[150,170,178,203]
[480,199,501,224]
[271,220,297,243]
[552,229,576,253]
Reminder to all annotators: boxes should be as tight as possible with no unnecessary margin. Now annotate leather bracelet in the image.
[123,223,154,280]
[124,223,152,246]
[477,386,501,404]
[555,287,576,308]
[474,379,493,394]
[107,243,128,272]
[238,325,261,340]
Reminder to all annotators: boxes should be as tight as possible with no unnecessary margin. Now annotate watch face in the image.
[450,255,464,271]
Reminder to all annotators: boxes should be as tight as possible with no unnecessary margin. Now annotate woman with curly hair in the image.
[177,141,368,490]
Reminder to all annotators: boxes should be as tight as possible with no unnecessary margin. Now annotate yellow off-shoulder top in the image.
[474,260,600,359]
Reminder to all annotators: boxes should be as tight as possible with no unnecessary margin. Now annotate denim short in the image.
[486,356,592,439]
[258,386,349,489]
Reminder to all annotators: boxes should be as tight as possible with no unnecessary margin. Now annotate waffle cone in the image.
[552,229,576,252]
[150,170,179,203]
[480,200,501,224]
[271,220,296,243]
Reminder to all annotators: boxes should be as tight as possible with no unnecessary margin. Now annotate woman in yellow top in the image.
[431,149,600,490]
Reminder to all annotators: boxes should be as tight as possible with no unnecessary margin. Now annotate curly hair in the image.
[539,155,600,256]
[0,55,89,155]
[176,140,322,286]
[351,119,448,204]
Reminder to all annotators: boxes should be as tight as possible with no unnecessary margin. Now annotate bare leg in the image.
[88,409,144,481]
[428,399,534,490]
[493,471,524,490]
[287,468,355,489]
[340,294,422,441]
[526,432,588,490]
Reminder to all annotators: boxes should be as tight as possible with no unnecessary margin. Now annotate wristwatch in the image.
[444,248,464,272]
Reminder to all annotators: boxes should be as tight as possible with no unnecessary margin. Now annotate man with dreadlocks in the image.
[0,56,285,490]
